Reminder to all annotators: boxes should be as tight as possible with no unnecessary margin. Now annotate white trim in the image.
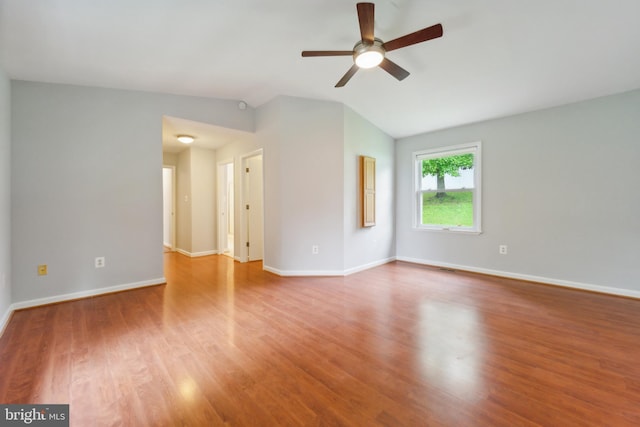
[396,256,640,299]
[175,249,218,258]
[10,278,166,311]
[217,160,235,260]
[343,257,397,276]
[176,248,190,257]
[263,257,396,277]
[263,265,344,277]
[413,142,481,158]
[0,305,14,338]
[162,165,177,251]
[239,149,264,263]
[0,278,166,338]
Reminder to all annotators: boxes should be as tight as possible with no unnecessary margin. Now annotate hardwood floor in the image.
[1,254,640,426]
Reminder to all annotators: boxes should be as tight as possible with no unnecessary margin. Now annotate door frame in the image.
[162,165,177,251]
[239,149,264,263]
[217,160,234,258]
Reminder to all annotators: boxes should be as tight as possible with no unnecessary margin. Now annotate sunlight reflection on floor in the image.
[418,301,486,401]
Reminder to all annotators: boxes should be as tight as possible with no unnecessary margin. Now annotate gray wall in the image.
[256,97,396,275]
[176,149,192,253]
[9,79,636,309]
[190,147,216,254]
[343,106,395,272]
[259,96,346,274]
[174,147,218,256]
[162,152,178,166]
[11,81,254,303]
[396,89,640,294]
[256,97,283,271]
[0,63,11,325]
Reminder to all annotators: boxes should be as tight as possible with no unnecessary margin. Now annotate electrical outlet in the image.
[95,257,105,268]
[37,264,48,276]
[312,245,319,255]
[499,245,508,255]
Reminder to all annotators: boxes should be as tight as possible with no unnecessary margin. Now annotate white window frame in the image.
[413,141,482,234]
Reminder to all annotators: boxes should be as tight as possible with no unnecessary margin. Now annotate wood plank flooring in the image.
[1,253,640,426]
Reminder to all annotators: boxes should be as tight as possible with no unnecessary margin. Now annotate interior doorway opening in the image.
[161,115,260,263]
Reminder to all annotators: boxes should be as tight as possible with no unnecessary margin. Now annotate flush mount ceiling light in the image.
[177,135,194,144]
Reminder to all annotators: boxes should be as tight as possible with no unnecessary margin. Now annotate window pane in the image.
[420,153,475,191]
[420,167,475,191]
[422,190,474,227]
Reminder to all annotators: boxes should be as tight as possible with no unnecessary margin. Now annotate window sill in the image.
[414,226,482,235]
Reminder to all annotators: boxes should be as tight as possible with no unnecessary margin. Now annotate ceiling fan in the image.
[301,2,443,87]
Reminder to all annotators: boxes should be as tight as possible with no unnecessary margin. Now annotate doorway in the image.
[217,162,235,258]
[241,151,264,262]
[162,166,176,251]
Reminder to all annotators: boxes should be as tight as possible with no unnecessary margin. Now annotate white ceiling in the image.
[2,0,639,140]
[162,115,254,153]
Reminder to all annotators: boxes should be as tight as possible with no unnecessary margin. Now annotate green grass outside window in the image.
[422,191,473,227]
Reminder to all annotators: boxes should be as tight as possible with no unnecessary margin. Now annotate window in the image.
[414,142,481,233]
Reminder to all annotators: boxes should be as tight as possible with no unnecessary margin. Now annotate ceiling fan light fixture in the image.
[177,135,195,144]
[353,39,385,69]
[355,50,384,68]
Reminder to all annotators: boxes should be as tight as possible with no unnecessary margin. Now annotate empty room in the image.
[1,1,639,426]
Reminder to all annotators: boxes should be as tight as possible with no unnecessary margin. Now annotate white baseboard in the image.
[0,304,13,338]
[396,256,640,299]
[10,277,166,311]
[263,257,396,277]
[263,266,344,277]
[344,257,396,276]
[176,249,218,258]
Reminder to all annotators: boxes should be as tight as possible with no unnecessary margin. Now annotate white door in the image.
[245,154,263,261]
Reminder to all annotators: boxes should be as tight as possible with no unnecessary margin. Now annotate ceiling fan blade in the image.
[302,50,353,57]
[382,23,443,52]
[357,2,375,44]
[335,64,359,87]
[378,58,410,81]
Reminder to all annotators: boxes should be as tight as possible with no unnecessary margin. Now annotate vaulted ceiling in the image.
[2,0,639,139]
